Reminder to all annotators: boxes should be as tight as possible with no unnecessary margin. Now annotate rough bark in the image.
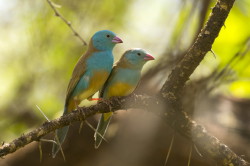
[161,0,235,110]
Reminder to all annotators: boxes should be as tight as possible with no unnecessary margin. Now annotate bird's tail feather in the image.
[94,112,113,149]
[52,126,69,158]
[52,107,70,158]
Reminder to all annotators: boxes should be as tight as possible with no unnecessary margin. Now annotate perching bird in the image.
[94,48,154,148]
[52,30,123,158]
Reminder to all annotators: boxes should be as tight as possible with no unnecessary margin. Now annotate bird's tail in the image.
[52,106,70,158]
[94,112,113,149]
[52,126,69,158]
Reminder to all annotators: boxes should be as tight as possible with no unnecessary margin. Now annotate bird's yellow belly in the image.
[106,82,135,98]
[74,71,109,101]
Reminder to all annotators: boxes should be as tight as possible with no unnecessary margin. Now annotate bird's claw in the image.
[88,98,102,101]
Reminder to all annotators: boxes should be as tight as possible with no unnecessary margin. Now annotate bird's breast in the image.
[86,51,114,72]
[74,70,110,101]
[105,82,135,98]
[88,71,110,91]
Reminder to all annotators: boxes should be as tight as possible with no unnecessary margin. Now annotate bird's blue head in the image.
[91,30,123,51]
[121,48,155,69]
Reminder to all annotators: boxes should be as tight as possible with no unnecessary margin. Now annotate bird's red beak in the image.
[144,54,155,61]
[112,36,123,43]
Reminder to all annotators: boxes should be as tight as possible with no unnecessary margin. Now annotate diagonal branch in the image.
[161,0,235,109]
[160,107,249,166]
[157,0,249,165]
[0,95,159,158]
[46,0,87,45]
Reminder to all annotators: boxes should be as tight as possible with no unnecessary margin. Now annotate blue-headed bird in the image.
[52,30,123,158]
[94,48,154,148]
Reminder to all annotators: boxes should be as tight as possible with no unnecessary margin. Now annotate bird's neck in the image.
[115,60,142,70]
[86,40,99,54]
[87,38,114,52]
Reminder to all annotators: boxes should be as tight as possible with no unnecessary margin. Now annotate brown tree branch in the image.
[0,95,159,158]
[46,0,87,45]
[0,94,249,165]
[161,108,249,166]
[157,0,249,165]
[161,0,235,110]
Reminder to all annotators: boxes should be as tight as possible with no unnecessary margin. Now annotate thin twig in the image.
[79,121,84,134]
[38,142,43,163]
[187,145,193,166]
[210,49,217,59]
[193,144,203,157]
[40,139,57,145]
[164,133,175,166]
[84,120,109,143]
[36,105,50,122]
[46,0,87,45]
[54,134,65,160]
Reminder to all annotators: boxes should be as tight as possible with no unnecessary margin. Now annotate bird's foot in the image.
[88,98,102,101]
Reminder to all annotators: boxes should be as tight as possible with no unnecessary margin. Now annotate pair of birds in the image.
[52,30,155,158]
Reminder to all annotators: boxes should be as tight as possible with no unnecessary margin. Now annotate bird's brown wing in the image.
[65,53,89,101]
[99,65,119,98]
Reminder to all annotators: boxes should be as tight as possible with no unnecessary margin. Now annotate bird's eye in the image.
[106,35,110,38]
[137,53,141,56]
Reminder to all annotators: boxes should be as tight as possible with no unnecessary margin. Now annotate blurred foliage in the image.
[0,0,249,146]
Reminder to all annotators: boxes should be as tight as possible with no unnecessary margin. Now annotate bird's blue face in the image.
[92,30,123,51]
[124,48,154,68]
